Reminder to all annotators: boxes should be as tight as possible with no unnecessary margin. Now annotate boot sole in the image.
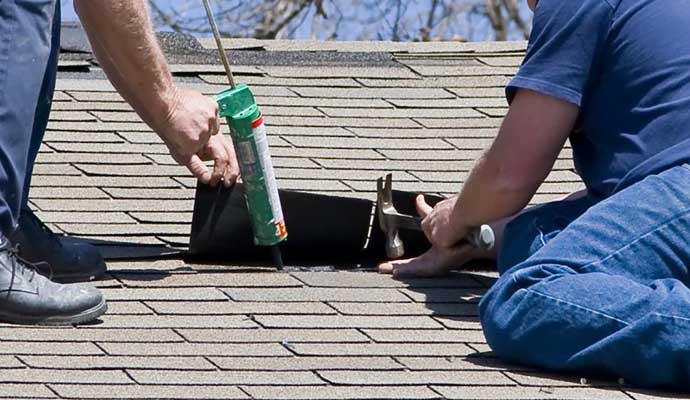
[0,298,108,326]
[48,261,107,284]
[51,269,106,284]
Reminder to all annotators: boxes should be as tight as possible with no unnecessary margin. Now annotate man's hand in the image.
[378,244,477,278]
[378,194,479,278]
[158,88,239,186]
[186,134,240,187]
[417,195,469,249]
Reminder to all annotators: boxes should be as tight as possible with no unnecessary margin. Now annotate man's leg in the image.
[0,0,105,325]
[0,0,55,234]
[21,0,60,198]
[481,164,690,389]
[496,194,594,275]
[12,1,106,283]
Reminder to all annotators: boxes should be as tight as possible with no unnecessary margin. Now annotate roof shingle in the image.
[12,32,677,399]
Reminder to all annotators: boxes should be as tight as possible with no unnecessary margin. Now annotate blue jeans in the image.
[480,163,690,389]
[0,0,59,237]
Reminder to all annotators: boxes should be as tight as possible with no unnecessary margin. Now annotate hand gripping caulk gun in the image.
[203,0,288,269]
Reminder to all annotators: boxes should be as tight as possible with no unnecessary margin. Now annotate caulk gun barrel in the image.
[202,0,235,88]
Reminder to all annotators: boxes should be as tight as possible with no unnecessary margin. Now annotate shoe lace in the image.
[5,245,53,294]
[22,208,63,249]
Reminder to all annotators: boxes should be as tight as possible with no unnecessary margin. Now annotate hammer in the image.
[377,173,495,259]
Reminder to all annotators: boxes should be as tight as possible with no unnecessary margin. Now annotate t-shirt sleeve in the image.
[506,0,615,106]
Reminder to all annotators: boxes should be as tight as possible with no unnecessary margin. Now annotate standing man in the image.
[0,1,237,325]
[381,0,690,389]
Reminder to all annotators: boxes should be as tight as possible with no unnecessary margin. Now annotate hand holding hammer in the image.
[377,174,495,259]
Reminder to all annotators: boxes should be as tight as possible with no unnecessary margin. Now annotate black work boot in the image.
[10,208,106,283]
[0,239,107,325]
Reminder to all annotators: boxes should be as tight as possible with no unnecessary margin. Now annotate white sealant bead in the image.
[580,377,588,385]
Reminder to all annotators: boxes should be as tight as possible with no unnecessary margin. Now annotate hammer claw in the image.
[377,173,394,207]
[384,173,393,204]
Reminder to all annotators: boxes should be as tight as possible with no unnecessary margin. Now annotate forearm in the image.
[74,0,178,132]
[449,90,578,233]
[443,155,538,265]
[452,152,536,229]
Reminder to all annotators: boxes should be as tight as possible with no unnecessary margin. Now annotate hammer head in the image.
[377,173,406,259]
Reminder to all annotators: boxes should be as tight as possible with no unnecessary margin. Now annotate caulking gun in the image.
[202,0,287,269]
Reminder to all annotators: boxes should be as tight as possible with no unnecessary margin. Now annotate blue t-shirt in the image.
[507,0,690,199]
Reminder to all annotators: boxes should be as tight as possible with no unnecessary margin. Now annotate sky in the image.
[60,0,532,42]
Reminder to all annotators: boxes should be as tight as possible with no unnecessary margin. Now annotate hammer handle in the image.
[387,213,494,250]
[386,213,422,231]
[466,224,495,251]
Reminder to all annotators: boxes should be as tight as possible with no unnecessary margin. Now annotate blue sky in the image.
[61,1,531,42]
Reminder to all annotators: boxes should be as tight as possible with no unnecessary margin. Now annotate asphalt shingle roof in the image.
[1,33,683,399]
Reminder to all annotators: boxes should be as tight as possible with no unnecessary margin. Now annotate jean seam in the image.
[526,287,631,326]
[579,207,690,272]
[652,312,690,323]
[0,3,16,107]
[535,219,548,248]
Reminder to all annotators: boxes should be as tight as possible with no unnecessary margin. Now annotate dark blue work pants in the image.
[0,0,59,238]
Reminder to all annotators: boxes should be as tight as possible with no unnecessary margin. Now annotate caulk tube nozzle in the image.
[270,245,284,270]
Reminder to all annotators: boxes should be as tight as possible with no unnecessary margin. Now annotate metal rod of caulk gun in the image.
[202,0,236,89]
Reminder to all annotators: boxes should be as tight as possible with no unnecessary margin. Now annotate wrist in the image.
[450,201,473,237]
[150,84,182,136]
